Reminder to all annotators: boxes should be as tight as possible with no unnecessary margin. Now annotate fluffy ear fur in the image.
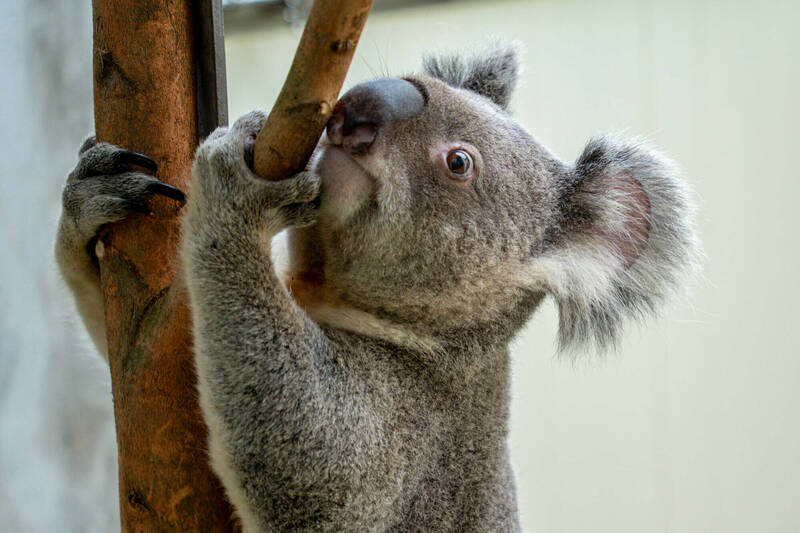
[534,137,699,352]
[423,44,519,109]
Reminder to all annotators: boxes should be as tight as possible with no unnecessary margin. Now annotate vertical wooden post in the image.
[91,0,372,530]
[92,0,235,530]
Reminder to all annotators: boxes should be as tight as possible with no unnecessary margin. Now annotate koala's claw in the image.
[77,136,157,174]
[62,140,187,255]
[145,180,187,205]
[114,150,158,173]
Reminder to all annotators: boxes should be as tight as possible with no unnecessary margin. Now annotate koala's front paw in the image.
[190,111,321,233]
[62,137,186,251]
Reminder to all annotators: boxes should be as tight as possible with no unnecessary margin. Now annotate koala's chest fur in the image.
[271,330,517,531]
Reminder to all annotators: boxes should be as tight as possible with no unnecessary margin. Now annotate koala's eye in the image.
[434,143,480,184]
[446,149,473,177]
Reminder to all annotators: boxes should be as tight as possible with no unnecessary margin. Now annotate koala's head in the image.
[297,45,698,352]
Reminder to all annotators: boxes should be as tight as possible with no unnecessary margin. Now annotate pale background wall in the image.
[1,0,798,531]
[0,1,118,532]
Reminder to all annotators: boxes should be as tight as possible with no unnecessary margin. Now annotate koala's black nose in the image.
[326,78,425,155]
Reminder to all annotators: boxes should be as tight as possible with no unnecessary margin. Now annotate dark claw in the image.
[115,150,158,173]
[243,136,255,171]
[145,180,187,205]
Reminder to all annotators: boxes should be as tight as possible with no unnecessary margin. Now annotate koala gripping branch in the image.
[253,0,375,180]
[92,0,371,531]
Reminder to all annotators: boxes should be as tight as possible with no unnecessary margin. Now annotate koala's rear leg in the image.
[56,137,186,358]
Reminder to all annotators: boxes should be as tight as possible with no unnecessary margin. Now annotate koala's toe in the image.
[247,171,321,211]
[286,171,321,204]
[229,110,268,141]
[279,199,319,229]
[205,125,229,143]
[64,171,184,238]
[79,135,97,155]
[73,144,158,181]
[76,194,151,235]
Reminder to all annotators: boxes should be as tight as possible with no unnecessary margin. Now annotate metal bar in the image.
[195,0,229,137]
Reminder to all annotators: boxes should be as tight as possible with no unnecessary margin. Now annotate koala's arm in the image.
[182,112,378,531]
[55,137,185,359]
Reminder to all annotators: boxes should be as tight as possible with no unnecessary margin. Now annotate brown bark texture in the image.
[253,0,375,180]
[92,0,373,531]
[92,0,235,531]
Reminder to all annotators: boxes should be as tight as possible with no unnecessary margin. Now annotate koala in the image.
[56,46,697,532]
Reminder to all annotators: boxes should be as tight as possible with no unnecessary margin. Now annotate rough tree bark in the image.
[92,1,235,530]
[92,0,372,531]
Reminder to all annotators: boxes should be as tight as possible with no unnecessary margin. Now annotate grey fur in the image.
[423,44,519,109]
[56,48,698,531]
[552,137,699,351]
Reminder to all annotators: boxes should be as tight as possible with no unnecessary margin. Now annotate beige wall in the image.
[225,1,800,531]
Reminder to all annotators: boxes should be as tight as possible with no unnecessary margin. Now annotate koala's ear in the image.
[532,137,699,352]
[423,45,519,109]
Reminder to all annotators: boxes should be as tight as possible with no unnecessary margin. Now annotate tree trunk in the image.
[92,0,235,530]
[92,0,372,531]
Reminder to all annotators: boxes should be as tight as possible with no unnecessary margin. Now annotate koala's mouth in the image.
[314,142,376,223]
[316,142,375,181]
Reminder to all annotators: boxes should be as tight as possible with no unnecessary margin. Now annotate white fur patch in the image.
[315,144,373,226]
[272,233,441,354]
[306,304,443,354]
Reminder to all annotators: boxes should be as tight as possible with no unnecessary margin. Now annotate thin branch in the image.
[253,0,375,180]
